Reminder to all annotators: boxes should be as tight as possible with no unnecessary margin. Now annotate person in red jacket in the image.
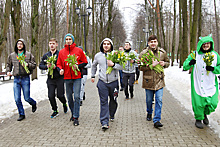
[56,33,88,126]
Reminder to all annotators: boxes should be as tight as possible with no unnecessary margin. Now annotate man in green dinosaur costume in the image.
[183,34,220,129]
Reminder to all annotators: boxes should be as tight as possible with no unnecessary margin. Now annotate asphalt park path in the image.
[0,77,220,146]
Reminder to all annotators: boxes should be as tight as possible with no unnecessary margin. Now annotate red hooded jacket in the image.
[57,43,88,79]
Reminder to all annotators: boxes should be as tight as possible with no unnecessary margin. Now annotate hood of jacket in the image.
[14,38,26,54]
[197,34,214,54]
[100,38,113,53]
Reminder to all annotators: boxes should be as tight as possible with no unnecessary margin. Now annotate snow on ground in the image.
[0,63,220,137]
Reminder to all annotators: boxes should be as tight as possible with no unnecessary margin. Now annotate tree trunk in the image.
[11,0,22,42]
[181,0,188,67]
[198,0,202,38]
[190,0,200,51]
[178,0,182,67]
[171,0,176,66]
[0,0,11,58]
[214,0,219,53]
[31,0,39,80]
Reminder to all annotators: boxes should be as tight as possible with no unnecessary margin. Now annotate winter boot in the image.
[17,115,25,121]
[146,113,152,121]
[203,114,209,125]
[195,120,203,129]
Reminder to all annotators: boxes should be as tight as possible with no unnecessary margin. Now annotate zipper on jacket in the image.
[69,45,73,79]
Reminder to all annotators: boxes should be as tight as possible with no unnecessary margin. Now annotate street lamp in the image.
[75,6,93,53]
[143,27,152,45]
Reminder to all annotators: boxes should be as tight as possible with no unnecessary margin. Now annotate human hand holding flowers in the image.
[203,52,214,75]
[106,50,128,74]
[137,50,164,74]
[45,54,57,78]
[17,54,30,74]
[65,54,80,76]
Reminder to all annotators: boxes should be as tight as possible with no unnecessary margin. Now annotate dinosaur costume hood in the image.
[197,34,214,54]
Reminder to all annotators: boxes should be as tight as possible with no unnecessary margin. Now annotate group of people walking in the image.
[6,33,219,130]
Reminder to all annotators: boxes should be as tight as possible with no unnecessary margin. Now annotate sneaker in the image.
[125,97,129,100]
[80,101,83,106]
[120,88,124,91]
[102,124,109,130]
[32,104,37,113]
[17,115,25,121]
[146,113,152,121]
[195,120,203,129]
[135,80,138,84]
[73,118,79,126]
[154,121,163,128]
[63,104,68,113]
[203,114,209,125]
[110,117,114,122]
[131,94,134,99]
[51,111,59,118]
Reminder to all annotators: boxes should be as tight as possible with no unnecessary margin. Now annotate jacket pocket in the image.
[143,75,153,86]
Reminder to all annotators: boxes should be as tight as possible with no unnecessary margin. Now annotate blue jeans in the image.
[65,79,81,118]
[14,76,36,116]
[145,88,163,123]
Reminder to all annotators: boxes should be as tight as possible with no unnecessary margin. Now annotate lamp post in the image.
[137,40,143,52]
[143,27,152,46]
[75,6,92,53]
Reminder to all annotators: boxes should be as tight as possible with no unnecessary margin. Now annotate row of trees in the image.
[0,0,127,80]
[131,0,220,67]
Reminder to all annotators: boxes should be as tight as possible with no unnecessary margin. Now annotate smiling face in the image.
[124,43,131,50]
[103,40,111,53]
[202,42,211,51]
[65,36,73,45]
[49,41,58,52]
[17,41,24,51]
[148,39,158,50]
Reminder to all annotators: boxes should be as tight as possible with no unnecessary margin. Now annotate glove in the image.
[206,66,214,71]
[189,59,196,65]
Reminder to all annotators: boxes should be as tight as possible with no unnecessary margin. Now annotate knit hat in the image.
[64,33,74,44]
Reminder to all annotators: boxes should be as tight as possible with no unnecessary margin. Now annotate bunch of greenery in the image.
[137,50,164,74]
[65,54,80,75]
[16,54,30,74]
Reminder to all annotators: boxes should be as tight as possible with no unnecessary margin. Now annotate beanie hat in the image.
[64,33,74,44]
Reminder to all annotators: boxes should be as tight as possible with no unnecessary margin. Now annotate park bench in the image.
[0,72,12,81]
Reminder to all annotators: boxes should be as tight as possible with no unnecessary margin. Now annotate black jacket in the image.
[39,50,63,79]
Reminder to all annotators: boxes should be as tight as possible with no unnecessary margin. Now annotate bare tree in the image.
[31,0,39,80]
[171,0,176,66]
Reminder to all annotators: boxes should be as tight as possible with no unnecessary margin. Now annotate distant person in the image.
[56,33,88,126]
[78,46,91,106]
[122,42,138,100]
[6,38,37,121]
[91,38,122,131]
[134,49,140,84]
[183,34,220,129]
[39,38,68,118]
[118,46,124,91]
[139,35,169,128]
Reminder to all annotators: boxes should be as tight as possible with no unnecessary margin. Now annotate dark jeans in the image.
[119,70,124,88]
[97,80,119,126]
[47,77,66,111]
[123,72,135,98]
[135,67,140,81]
